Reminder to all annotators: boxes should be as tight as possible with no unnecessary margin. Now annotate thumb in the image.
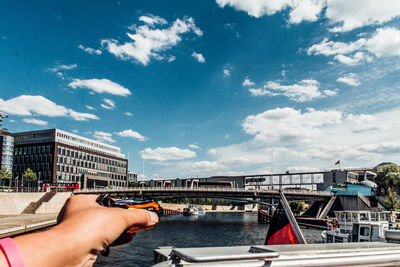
[121,209,159,228]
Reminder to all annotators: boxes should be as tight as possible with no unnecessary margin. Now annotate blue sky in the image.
[1,0,400,179]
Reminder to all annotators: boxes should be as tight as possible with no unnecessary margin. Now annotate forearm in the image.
[14,224,98,267]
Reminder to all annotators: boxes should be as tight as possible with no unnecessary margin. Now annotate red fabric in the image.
[267,223,300,245]
[335,160,340,165]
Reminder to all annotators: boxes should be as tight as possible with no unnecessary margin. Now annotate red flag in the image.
[335,160,340,165]
[265,202,300,245]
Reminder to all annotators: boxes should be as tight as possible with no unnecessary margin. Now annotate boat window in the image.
[345,212,351,221]
[360,213,368,221]
[352,213,358,221]
[371,212,377,221]
[360,226,370,237]
[380,213,388,221]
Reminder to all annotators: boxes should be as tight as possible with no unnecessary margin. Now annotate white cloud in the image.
[68,109,100,121]
[140,147,196,161]
[242,77,255,86]
[191,51,205,63]
[124,112,133,117]
[101,98,116,110]
[308,27,400,64]
[190,161,220,172]
[116,129,148,141]
[72,129,79,133]
[93,131,116,143]
[168,55,176,62]
[139,15,167,26]
[223,69,231,77]
[101,16,202,65]
[86,105,96,110]
[0,95,98,121]
[189,144,199,149]
[78,44,102,55]
[48,64,77,73]
[326,0,400,32]
[216,0,325,24]
[337,73,360,86]
[68,78,131,97]
[359,142,400,154]
[225,134,230,139]
[250,79,332,102]
[307,38,366,56]
[366,27,400,57]
[22,118,48,126]
[242,107,342,143]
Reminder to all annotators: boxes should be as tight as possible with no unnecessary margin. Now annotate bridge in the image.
[75,187,332,202]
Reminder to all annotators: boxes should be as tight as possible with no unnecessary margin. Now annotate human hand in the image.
[14,194,159,267]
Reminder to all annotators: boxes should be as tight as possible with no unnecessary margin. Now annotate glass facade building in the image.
[12,129,128,189]
[0,130,14,173]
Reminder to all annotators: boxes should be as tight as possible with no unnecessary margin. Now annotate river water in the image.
[94,212,323,267]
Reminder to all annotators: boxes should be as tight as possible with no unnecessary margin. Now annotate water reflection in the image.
[94,212,322,267]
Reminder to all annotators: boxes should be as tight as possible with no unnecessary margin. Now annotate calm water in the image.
[94,212,322,267]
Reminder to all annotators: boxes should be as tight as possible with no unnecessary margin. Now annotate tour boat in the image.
[321,210,399,243]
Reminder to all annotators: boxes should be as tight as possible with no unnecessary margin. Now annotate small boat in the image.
[182,207,192,216]
[321,210,399,243]
[192,207,205,216]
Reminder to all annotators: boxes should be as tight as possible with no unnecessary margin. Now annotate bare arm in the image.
[2,195,158,267]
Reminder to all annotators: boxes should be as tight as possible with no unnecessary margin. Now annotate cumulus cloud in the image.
[308,27,400,64]
[101,15,202,65]
[250,79,332,102]
[326,0,400,32]
[191,51,205,63]
[366,27,400,57]
[216,0,325,24]
[78,44,102,55]
[337,73,360,86]
[359,142,400,154]
[68,78,131,97]
[242,77,255,86]
[140,147,196,161]
[22,118,48,126]
[101,98,116,110]
[93,131,116,143]
[216,0,400,32]
[242,107,342,143]
[116,129,148,141]
[0,95,98,121]
[86,105,96,110]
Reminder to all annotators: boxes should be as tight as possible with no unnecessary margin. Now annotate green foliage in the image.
[22,168,37,181]
[0,167,12,179]
[290,201,306,215]
[385,191,399,211]
[375,163,400,195]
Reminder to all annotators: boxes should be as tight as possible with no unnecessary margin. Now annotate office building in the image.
[0,113,14,187]
[12,129,128,189]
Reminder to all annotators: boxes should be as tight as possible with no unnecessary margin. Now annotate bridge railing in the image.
[75,187,332,196]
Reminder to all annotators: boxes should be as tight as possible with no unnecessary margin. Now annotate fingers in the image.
[111,233,134,247]
[121,209,159,228]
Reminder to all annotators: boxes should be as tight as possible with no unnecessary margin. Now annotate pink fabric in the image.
[0,238,26,267]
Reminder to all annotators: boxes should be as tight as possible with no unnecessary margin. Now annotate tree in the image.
[290,201,306,215]
[385,191,399,211]
[23,168,37,181]
[0,167,12,188]
[375,163,400,195]
[23,168,37,190]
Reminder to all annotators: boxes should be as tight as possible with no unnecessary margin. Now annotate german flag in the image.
[265,192,306,245]
[335,160,340,165]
